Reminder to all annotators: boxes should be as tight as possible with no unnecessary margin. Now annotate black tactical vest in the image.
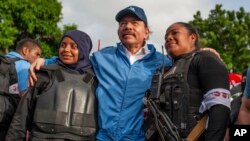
[0,55,19,94]
[31,64,97,140]
[0,55,20,124]
[160,52,203,137]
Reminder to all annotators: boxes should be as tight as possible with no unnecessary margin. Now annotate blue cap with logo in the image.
[115,5,148,26]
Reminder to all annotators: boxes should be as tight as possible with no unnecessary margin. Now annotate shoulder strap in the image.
[0,55,20,63]
[0,55,20,73]
[0,55,21,91]
[83,68,96,85]
[40,64,61,71]
[183,52,197,82]
[41,65,96,85]
[40,64,65,82]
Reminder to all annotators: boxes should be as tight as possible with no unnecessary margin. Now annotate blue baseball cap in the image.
[115,5,148,26]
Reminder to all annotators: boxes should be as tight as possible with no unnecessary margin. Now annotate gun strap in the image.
[186,114,208,141]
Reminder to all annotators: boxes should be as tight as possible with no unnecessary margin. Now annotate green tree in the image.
[0,0,76,57]
[62,24,78,35]
[189,4,250,73]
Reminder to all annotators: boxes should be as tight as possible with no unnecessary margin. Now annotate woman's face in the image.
[59,37,79,64]
[164,23,196,57]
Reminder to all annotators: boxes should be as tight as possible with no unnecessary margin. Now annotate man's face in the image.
[118,15,149,48]
[25,46,41,63]
[59,37,79,65]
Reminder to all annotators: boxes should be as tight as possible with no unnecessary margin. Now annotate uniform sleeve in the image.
[45,56,59,65]
[5,71,50,140]
[197,52,230,111]
[205,104,230,141]
[197,52,229,92]
[196,52,230,141]
[243,68,250,98]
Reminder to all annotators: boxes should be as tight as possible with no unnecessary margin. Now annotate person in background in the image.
[5,30,97,141]
[237,68,250,124]
[0,38,41,141]
[231,69,247,124]
[6,38,42,96]
[225,69,248,141]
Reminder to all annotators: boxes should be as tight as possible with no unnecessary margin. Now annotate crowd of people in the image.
[0,5,249,141]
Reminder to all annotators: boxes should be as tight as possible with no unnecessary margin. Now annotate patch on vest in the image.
[9,83,19,94]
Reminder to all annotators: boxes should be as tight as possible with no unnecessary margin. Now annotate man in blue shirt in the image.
[90,6,172,141]
[0,38,41,140]
[6,38,42,96]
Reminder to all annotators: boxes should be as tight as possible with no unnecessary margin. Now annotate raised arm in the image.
[29,58,45,86]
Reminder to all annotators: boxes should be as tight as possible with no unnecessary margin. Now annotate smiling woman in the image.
[5,30,98,141]
[165,22,199,58]
[59,37,79,64]
[145,22,230,141]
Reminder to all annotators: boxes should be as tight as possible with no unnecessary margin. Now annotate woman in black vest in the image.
[162,22,230,141]
[6,30,97,141]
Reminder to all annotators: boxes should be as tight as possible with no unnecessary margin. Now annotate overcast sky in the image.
[58,0,250,53]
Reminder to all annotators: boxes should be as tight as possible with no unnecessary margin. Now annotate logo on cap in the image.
[128,6,135,12]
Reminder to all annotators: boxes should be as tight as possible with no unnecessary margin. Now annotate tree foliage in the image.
[0,0,77,57]
[189,4,250,73]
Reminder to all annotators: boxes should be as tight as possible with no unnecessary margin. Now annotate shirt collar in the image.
[121,43,151,64]
[122,44,150,56]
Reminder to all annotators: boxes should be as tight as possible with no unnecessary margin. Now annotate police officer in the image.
[6,30,97,141]
[148,22,230,141]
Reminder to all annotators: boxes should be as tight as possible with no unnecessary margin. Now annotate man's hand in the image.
[29,58,45,86]
[201,47,223,61]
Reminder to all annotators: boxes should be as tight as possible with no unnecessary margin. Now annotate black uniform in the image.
[182,51,230,141]
[0,56,20,141]
[146,50,230,141]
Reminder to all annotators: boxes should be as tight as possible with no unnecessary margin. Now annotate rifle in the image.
[144,69,208,141]
[144,70,182,141]
[186,114,208,141]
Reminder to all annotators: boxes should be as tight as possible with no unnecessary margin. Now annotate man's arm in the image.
[237,68,250,124]
[237,96,250,124]
[200,47,223,61]
[29,57,58,86]
[15,60,30,96]
[20,91,26,97]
